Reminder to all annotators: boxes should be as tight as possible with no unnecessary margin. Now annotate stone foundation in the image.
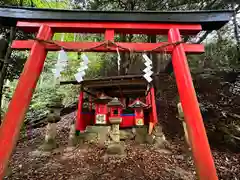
[80,126,136,143]
[84,126,111,145]
[69,123,168,152]
[120,129,135,140]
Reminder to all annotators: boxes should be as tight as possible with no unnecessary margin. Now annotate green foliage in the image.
[32,0,69,8]
[7,51,27,80]
[188,37,240,71]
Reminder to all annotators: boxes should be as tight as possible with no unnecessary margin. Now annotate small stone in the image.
[106,143,125,155]
[52,149,62,155]
[65,147,75,152]
[29,150,41,157]
[155,149,172,154]
[29,150,51,157]
[41,151,52,157]
[175,155,184,160]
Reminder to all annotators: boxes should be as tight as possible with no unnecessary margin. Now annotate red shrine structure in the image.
[61,74,157,133]
[0,6,233,180]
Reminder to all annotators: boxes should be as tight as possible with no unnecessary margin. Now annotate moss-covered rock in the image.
[120,129,135,140]
[146,134,155,144]
[154,136,168,148]
[134,126,148,144]
[84,132,98,144]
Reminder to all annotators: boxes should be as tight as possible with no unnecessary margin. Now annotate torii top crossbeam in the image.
[0,6,233,180]
[0,6,233,31]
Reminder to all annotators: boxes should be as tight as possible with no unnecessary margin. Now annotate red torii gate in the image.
[0,7,233,180]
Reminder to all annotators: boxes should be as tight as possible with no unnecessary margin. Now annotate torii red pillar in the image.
[0,25,52,179]
[168,28,218,180]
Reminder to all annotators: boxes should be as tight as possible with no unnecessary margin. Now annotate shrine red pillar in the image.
[146,91,151,106]
[149,87,158,134]
[0,25,52,179]
[150,87,158,124]
[89,96,92,112]
[168,28,218,180]
[76,91,85,132]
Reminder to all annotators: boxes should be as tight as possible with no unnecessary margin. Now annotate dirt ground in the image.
[4,113,240,180]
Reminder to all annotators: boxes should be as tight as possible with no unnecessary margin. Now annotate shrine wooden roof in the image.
[61,74,149,98]
[0,6,233,31]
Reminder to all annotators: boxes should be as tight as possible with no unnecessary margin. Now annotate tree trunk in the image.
[232,3,240,61]
[19,0,23,6]
[119,34,128,75]
[30,0,34,7]
[0,27,16,124]
[147,35,159,88]
[0,38,8,71]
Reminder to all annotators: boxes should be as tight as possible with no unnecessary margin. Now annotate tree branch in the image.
[116,0,126,9]
[235,4,240,12]
[194,31,212,44]
[200,0,218,10]
[232,3,240,60]
[30,0,34,7]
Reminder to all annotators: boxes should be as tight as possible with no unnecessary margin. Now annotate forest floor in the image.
[4,113,240,180]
